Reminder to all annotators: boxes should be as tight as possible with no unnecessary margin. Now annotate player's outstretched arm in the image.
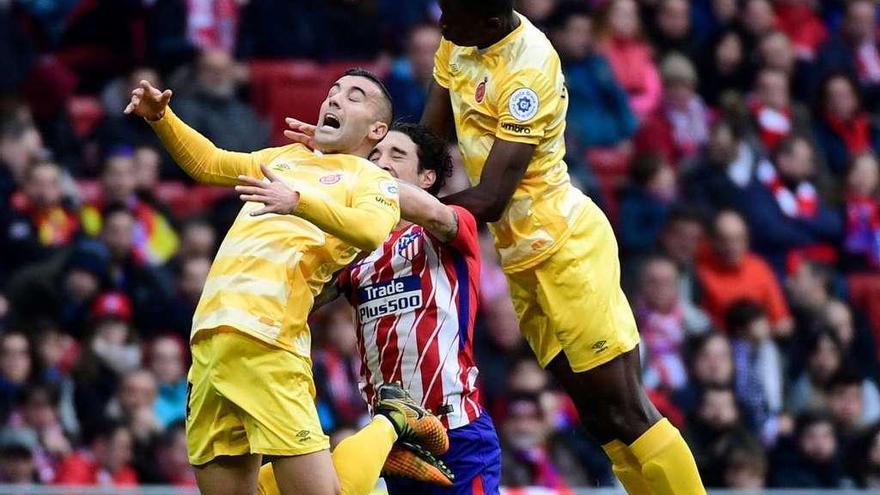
[236,165,399,252]
[397,181,459,242]
[421,82,453,140]
[440,139,534,223]
[125,80,261,186]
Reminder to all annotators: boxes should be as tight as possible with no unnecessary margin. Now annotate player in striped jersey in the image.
[256,124,501,495]
[125,71,451,495]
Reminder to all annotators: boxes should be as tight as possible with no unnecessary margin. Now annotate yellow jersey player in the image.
[123,70,452,495]
[421,2,706,494]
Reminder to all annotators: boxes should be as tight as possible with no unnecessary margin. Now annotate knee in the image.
[599,400,656,443]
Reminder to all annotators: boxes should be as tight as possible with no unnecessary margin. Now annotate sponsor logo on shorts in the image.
[501,122,531,134]
[296,430,311,442]
[592,340,608,353]
[357,276,422,323]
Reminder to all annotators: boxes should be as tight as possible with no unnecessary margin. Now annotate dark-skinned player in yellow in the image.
[424,1,705,493]
[282,5,705,492]
[124,70,453,495]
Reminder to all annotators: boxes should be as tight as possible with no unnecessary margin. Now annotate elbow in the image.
[353,231,386,253]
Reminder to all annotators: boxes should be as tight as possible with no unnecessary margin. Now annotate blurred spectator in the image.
[757,31,814,103]
[385,24,441,123]
[0,441,37,484]
[698,29,753,107]
[772,0,828,62]
[650,0,697,61]
[684,118,760,212]
[176,218,218,262]
[771,412,845,488]
[726,300,784,444]
[547,4,637,149]
[637,256,691,391]
[598,0,662,122]
[697,210,793,336]
[166,257,211,338]
[1,162,82,270]
[657,206,712,332]
[0,332,31,422]
[683,385,758,486]
[814,74,880,176]
[73,291,142,439]
[823,298,879,380]
[155,420,195,486]
[636,53,710,166]
[723,440,768,489]
[500,392,590,488]
[674,333,735,413]
[737,136,843,275]
[54,422,138,486]
[106,369,162,482]
[816,0,880,112]
[235,0,323,59]
[173,49,269,153]
[827,368,873,453]
[312,305,367,431]
[853,423,880,488]
[82,148,180,266]
[788,329,880,425]
[3,383,72,482]
[749,68,812,153]
[738,0,777,51]
[842,153,880,272]
[619,154,677,257]
[96,206,174,331]
[0,118,45,212]
[148,336,188,429]
[519,0,558,29]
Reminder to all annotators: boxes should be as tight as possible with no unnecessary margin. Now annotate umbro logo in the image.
[592,340,608,353]
[296,430,311,442]
[272,163,291,171]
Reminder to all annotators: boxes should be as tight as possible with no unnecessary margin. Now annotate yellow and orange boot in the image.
[382,442,454,487]
[375,383,450,456]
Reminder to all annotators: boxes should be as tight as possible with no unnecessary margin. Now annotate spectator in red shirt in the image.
[54,422,137,486]
[772,0,827,61]
[697,210,794,337]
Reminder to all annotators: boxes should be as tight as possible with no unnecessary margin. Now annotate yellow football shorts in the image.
[506,199,640,373]
[186,328,330,466]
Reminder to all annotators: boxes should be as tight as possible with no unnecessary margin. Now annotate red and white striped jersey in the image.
[338,205,482,429]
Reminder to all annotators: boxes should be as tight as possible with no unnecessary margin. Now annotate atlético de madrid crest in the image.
[395,231,421,261]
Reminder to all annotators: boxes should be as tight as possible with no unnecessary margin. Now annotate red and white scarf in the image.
[751,103,792,152]
[757,160,817,218]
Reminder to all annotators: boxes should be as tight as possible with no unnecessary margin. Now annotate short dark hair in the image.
[827,367,862,393]
[389,123,453,196]
[343,68,393,124]
[724,299,766,336]
[447,0,515,16]
[546,1,592,31]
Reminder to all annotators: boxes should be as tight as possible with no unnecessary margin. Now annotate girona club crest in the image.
[475,77,488,104]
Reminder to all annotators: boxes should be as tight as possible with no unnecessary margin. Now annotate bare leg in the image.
[194,454,263,495]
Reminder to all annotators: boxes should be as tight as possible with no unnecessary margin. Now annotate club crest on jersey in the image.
[320,173,343,185]
[509,88,540,121]
[395,230,422,261]
[475,77,488,103]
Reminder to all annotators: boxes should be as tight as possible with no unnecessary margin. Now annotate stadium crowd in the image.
[0,0,879,491]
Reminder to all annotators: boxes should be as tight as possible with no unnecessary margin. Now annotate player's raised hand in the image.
[283,117,317,150]
[236,164,301,216]
[124,80,172,121]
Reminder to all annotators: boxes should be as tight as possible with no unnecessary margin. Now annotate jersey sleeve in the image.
[150,107,298,186]
[443,205,480,258]
[432,38,453,89]
[494,68,559,145]
[295,163,400,252]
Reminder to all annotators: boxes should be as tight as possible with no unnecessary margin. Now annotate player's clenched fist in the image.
[123,80,173,121]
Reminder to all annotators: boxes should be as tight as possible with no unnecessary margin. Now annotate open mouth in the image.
[322,113,342,130]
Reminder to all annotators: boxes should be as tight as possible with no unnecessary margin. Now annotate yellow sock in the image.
[629,418,706,495]
[602,440,654,494]
[257,416,397,495]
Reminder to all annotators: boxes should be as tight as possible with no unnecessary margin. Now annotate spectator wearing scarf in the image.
[814,73,880,176]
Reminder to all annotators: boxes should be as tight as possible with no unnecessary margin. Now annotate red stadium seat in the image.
[68,96,105,138]
[586,146,632,224]
[249,60,389,146]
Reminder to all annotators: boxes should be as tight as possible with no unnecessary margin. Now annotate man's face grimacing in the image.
[368,131,437,192]
[314,75,390,155]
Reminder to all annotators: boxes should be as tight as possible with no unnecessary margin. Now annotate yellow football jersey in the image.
[151,108,400,357]
[433,12,587,272]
